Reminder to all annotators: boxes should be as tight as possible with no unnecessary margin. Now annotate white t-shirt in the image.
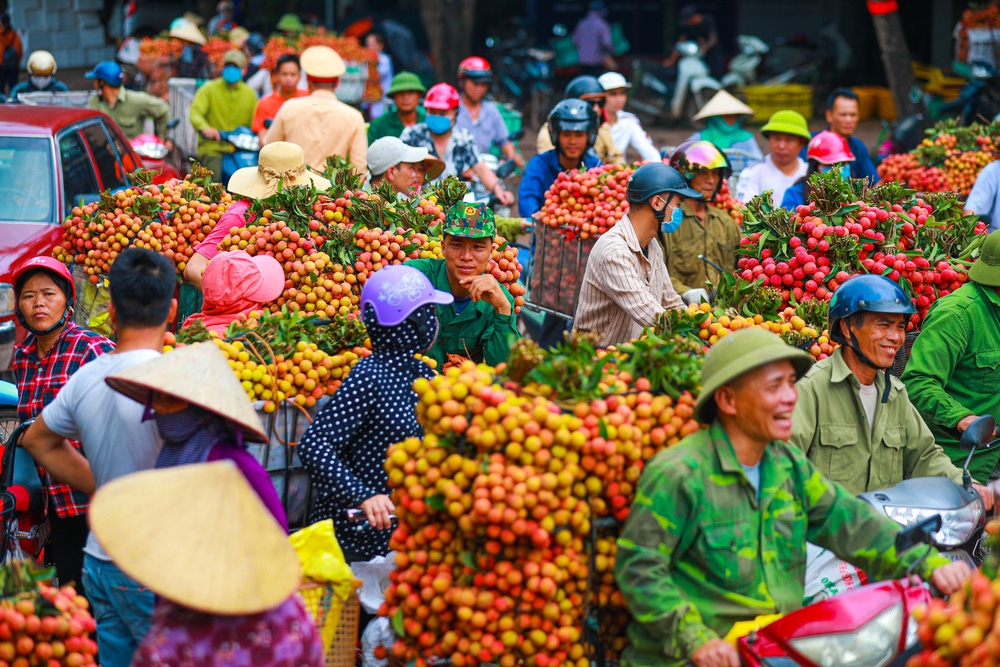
[859,382,879,435]
[42,349,163,561]
[735,154,808,206]
[607,111,661,163]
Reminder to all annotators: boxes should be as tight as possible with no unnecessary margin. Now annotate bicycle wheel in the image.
[0,407,17,444]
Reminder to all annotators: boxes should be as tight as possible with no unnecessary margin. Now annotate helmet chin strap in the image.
[15,303,72,338]
[845,328,892,404]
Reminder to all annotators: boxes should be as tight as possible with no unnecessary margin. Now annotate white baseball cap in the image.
[367,137,445,180]
[598,71,632,91]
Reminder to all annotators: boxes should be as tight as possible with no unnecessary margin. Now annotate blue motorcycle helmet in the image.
[85,60,124,87]
[828,274,916,399]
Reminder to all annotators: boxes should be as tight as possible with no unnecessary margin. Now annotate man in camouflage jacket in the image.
[615,328,972,667]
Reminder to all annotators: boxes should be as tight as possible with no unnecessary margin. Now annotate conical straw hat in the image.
[170,19,207,46]
[89,461,301,614]
[692,89,755,121]
[104,341,267,442]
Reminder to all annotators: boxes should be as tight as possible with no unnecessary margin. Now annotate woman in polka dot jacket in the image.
[299,265,454,561]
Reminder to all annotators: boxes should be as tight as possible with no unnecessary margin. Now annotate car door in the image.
[79,121,129,192]
[103,118,142,176]
[57,128,101,218]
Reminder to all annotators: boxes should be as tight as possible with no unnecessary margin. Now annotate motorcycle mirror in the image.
[510,129,524,142]
[895,514,943,554]
[167,118,180,129]
[496,159,517,179]
[959,415,996,451]
[552,23,567,37]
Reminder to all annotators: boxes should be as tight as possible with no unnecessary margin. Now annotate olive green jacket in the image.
[790,348,964,495]
[615,420,947,667]
[406,258,520,367]
[902,282,1000,481]
[659,201,741,295]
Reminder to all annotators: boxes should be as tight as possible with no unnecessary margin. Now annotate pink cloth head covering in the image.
[183,250,285,333]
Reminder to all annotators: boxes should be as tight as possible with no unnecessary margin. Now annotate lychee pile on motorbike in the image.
[878,120,1000,196]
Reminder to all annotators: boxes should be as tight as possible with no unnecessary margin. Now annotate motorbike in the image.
[881,62,1000,156]
[485,31,555,130]
[219,127,260,185]
[721,35,770,89]
[130,118,183,184]
[0,420,47,565]
[630,42,721,123]
[740,415,998,666]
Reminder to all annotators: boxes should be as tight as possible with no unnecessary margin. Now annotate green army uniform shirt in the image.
[791,347,964,494]
[367,107,426,144]
[902,281,1000,481]
[88,87,171,141]
[614,420,947,667]
[189,78,258,157]
[405,258,520,367]
[659,201,742,295]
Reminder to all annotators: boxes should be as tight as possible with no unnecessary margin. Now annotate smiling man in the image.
[615,327,972,667]
[405,202,520,367]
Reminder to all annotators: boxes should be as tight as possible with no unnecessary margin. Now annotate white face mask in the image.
[30,75,51,90]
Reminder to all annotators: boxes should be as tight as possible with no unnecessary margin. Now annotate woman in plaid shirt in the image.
[11,257,113,593]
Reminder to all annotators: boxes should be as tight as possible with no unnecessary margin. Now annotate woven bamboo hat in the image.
[228,142,331,199]
[692,89,754,121]
[89,461,301,614]
[104,341,268,442]
[169,18,207,46]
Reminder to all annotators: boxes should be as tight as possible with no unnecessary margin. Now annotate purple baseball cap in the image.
[360,265,454,326]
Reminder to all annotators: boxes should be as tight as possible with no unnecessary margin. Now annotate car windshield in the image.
[0,137,54,223]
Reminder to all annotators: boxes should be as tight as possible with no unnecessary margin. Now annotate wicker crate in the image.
[889,331,919,378]
[300,584,360,667]
[335,61,370,106]
[251,397,332,530]
[743,84,813,123]
[526,223,598,321]
[168,78,200,160]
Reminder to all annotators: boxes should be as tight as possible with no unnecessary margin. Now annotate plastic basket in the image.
[742,84,813,122]
[300,584,360,667]
[876,88,897,121]
[251,396,332,530]
[851,86,879,121]
[335,61,370,106]
[889,330,919,378]
[18,91,94,107]
[168,78,199,160]
[526,223,598,321]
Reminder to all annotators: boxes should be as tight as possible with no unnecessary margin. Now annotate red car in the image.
[0,106,143,375]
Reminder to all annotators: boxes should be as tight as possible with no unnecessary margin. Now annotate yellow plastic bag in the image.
[72,269,114,337]
[290,521,360,650]
[723,614,784,646]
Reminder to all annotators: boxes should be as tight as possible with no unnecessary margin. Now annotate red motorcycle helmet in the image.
[457,56,492,82]
[424,83,460,110]
[12,256,76,336]
[806,131,855,165]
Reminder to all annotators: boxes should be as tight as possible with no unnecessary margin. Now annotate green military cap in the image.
[442,202,496,239]
[695,328,814,423]
[969,228,1000,287]
[386,71,427,96]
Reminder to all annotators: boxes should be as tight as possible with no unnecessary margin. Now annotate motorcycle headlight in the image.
[884,502,982,547]
[790,603,902,667]
[231,134,260,151]
[135,142,168,159]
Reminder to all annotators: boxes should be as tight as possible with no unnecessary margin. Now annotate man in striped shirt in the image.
[574,163,699,347]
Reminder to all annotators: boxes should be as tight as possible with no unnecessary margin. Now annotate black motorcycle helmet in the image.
[547,98,599,150]
[626,163,702,205]
[564,74,606,101]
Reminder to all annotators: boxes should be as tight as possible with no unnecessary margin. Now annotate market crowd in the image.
[9,3,1000,667]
